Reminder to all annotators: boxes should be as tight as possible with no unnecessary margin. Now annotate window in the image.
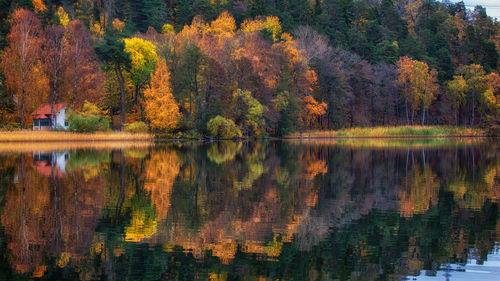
[39,119,50,126]
[64,121,68,127]
[33,120,39,126]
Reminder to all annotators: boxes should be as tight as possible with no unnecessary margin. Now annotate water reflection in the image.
[0,139,498,280]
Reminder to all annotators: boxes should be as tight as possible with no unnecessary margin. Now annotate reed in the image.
[287,126,487,138]
[0,141,153,152]
[286,138,490,150]
[0,131,154,142]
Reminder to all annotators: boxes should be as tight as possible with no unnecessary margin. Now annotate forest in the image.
[0,0,499,136]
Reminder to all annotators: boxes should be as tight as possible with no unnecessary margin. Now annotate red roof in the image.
[33,161,65,178]
[32,103,66,118]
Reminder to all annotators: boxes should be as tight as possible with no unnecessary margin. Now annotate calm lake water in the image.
[0,139,499,280]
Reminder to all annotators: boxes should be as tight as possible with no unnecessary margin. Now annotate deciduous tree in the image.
[0,9,45,127]
[43,25,69,128]
[64,20,104,109]
[144,59,180,131]
[123,37,158,117]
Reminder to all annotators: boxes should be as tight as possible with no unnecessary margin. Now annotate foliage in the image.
[56,7,69,27]
[0,9,46,127]
[232,89,265,136]
[207,115,242,139]
[144,59,180,131]
[95,33,131,130]
[68,110,110,133]
[124,121,149,133]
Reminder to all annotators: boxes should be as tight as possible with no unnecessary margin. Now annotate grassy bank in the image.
[286,138,490,150]
[0,141,153,152]
[287,126,488,138]
[0,131,153,142]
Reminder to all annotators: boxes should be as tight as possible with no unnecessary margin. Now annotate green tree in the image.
[95,33,132,130]
[233,89,266,136]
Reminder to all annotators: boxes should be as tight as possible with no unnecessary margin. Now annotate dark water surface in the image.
[0,139,499,280]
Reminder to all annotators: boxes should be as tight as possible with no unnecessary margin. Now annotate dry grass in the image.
[286,138,490,150]
[287,126,487,138]
[0,141,153,152]
[0,131,153,142]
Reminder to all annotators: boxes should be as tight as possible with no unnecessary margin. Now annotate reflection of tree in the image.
[1,154,50,274]
[143,148,180,220]
[124,195,158,242]
[399,151,440,217]
[207,142,242,164]
[0,152,107,276]
[66,150,111,180]
[0,141,499,280]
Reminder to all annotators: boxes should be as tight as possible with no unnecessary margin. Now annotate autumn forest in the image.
[0,0,499,136]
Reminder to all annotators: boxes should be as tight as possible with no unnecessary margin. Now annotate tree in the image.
[64,20,104,109]
[123,37,159,117]
[43,25,69,128]
[144,59,180,131]
[95,33,132,130]
[397,56,439,125]
[459,64,489,126]
[0,9,45,127]
[207,115,242,139]
[447,75,467,125]
[302,95,327,129]
[232,89,265,136]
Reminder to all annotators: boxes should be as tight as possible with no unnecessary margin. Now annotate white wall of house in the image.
[55,151,69,173]
[54,108,69,129]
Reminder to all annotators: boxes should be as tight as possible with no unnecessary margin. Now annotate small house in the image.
[32,103,69,130]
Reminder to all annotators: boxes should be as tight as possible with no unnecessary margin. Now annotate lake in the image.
[0,139,498,280]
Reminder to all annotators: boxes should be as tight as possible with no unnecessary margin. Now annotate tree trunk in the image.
[471,99,475,127]
[115,64,126,131]
[20,88,25,129]
[421,101,425,125]
[405,100,409,125]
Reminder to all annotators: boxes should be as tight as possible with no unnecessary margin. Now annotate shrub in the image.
[68,111,110,133]
[124,121,149,133]
[207,116,242,139]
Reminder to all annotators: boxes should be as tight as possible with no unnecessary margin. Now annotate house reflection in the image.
[32,151,69,178]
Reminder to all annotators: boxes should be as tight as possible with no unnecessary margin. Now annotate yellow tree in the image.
[397,56,439,125]
[485,72,500,120]
[123,37,159,112]
[144,59,180,131]
[447,75,467,125]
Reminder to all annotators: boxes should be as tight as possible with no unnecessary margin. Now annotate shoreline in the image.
[0,126,495,142]
[0,131,153,142]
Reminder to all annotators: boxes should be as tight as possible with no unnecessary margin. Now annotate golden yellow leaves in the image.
[56,7,69,27]
[397,56,439,113]
[207,11,236,35]
[143,59,181,131]
[399,165,439,217]
[32,0,46,13]
[161,24,175,34]
[143,149,181,220]
[123,37,158,70]
[124,211,158,242]
[112,18,125,32]
[242,16,282,42]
